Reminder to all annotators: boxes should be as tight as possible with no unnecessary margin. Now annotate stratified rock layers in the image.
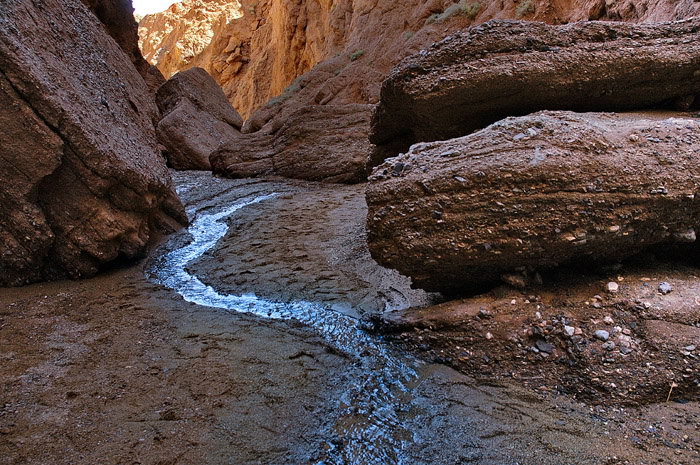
[211,104,372,183]
[366,111,700,294]
[0,0,186,286]
[84,0,165,93]
[156,67,243,170]
[140,0,700,119]
[370,19,700,162]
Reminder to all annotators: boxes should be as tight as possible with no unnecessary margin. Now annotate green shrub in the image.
[349,49,365,61]
[267,76,303,106]
[516,0,535,17]
[427,1,481,24]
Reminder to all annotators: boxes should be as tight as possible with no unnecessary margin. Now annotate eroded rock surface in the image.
[156,67,242,170]
[140,0,700,120]
[367,111,700,294]
[370,19,700,162]
[0,0,186,286]
[84,0,165,93]
[211,104,372,183]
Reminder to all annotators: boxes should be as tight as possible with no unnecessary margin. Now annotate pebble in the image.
[564,325,575,337]
[606,282,619,293]
[684,345,696,352]
[658,282,673,295]
[594,330,610,341]
[620,346,633,355]
[535,340,555,354]
[603,316,614,325]
[485,332,493,340]
[602,341,616,351]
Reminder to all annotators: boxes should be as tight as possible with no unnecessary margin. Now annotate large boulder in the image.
[156,67,243,170]
[369,18,700,163]
[0,0,186,286]
[210,104,372,183]
[366,111,700,294]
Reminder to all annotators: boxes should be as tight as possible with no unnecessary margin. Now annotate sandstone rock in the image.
[211,104,372,183]
[370,19,700,162]
[140,0,700,120]
[0,0,186,286]
[156,67,243,170]
[83,0,165,93]
[139,0,700,185]
[366,111,700,294]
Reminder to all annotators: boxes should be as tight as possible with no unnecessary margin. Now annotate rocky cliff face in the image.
[370,18,700,163]
[138,0,700,184]
[139,0,700,120]
[84,0,166,93]
[0,0,186,286]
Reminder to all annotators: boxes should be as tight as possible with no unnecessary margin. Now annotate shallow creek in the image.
[146,173,633,465]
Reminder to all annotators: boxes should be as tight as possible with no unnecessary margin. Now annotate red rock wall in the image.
[139,0,700,118]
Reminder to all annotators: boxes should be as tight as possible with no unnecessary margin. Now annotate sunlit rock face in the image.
[139,0,700,120]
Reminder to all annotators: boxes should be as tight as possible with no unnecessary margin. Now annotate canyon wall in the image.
[139,0,700,119]
[0,0,185,286]
[84,0,166,93]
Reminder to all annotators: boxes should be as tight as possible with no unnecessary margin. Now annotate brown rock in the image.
[369,19,700,162]
[83,0,166,93]
[211,104,372,183]
[366,111,700,294]
[156,67,243,170]
[140,0,700,120]
[0,0,186,286]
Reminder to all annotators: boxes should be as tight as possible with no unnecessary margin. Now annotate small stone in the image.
[535,311,542,320]
[602,341,616,351]
[684,345,696,352]
[620,346,633,355]
[594,330,610,341]
[658,282,673,295]
[535,339,555,354]
[564,325,575,337]
[479,309,492,318]
[485,332,493,340]
[603,316,614,325]
[606,282,619,293]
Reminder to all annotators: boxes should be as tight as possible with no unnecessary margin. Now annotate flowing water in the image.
[146,177,632,465]
[149,193,425,465]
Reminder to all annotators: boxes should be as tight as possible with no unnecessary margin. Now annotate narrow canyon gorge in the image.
[1,0,700,464]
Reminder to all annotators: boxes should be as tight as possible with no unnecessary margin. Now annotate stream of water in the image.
[148,193,425,465]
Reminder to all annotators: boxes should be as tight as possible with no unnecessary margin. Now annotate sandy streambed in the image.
[0,171,696,464]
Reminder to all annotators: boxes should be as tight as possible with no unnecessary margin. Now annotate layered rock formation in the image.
[0,0,186,286]
[367,111,700,294]
[157,67,243,170]
[211,104,372,183]
[140,0,700,119]
[137,0,700,183]
[84,0,165,93]
[139,0,243,81]
[370,18,700,162]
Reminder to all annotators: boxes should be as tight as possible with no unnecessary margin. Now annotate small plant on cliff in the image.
[267,76,303,106]
[516,0,535,17]
[349,49,365,61]
[426,1,481,24]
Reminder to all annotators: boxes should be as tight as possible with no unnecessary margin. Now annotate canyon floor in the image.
[1,171,699,464]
